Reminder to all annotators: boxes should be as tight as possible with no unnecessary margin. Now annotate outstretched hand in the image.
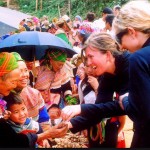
[61,105,81,122]
[48,122,68,138]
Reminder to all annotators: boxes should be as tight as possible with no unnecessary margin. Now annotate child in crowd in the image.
[4,92,50,148]
[47,104,62,126]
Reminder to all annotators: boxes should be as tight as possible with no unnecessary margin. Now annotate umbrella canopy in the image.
[0,31,76,61]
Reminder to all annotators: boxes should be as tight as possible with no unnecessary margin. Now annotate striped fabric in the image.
[34,61,74,107]
[20,86,45,121]
[0,52,18,77]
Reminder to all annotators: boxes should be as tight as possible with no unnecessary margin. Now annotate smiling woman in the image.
[0,52,20,96]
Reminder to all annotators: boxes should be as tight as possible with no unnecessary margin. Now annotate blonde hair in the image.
[113,0,150,35]
[82,32,121,55]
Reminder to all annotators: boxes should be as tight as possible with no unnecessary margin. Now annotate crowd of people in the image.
[0,0,150,148]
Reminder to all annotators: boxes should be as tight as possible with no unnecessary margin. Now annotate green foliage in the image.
[0,1,6,7]
[65,95,78,105]
[15,0,129,21]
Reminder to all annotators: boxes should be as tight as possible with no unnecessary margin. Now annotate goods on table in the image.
[51,132,88,148]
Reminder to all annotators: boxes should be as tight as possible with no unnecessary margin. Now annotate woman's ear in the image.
[106,50,113,62]
[127,27,136,38]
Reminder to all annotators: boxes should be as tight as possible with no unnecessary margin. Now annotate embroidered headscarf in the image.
[0,52,18,77]
[48,49,67,62]
[11,52,24,61]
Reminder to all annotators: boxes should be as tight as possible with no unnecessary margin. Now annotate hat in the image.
[102,7,113,14]
[26,18,33,24]
[62,15,70,22]
[11,52,23,61]
[32,17,39,23]
[47,49,67,62]
[75,15,82,22]
[56,18,65,25]
[0,52,18,77]
[52,17,58,23]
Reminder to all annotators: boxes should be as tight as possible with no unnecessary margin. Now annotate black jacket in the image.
[0,118,37,148]
[70,51,130,133]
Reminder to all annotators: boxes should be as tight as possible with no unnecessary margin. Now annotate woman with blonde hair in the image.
[61,0,150,148]
[113,0,150,147]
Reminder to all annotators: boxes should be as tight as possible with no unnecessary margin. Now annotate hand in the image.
[65,121,73,129]
[3,110,11,120]
[77,70,85,80]
[87,76,99,91]
[61,105,81,121]
[37,122,68,142]
[119,93,129,110]
[42,139,51,148]
[48,122,68,138]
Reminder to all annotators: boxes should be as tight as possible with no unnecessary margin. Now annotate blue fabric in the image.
[59,98,65,109]
[38,106,50,123]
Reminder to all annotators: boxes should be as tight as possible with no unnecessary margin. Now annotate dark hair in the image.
[114,5,121,11]
[4,92,23,110]
[105,14,115,27]
[78,30,91,44]
[102,7,113,14]
[47,104,59,112]
[86,12,95,22]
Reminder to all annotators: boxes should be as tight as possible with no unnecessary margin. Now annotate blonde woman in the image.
[62,0,150,148]
[113,0,150,147]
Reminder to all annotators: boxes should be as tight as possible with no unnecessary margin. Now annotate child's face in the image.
[48,107,61,120]
[9,103,28,125]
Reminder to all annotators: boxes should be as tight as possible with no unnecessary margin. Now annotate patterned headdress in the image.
[48,49,67,62]
[0,52,18,77]
[11,52,23,61]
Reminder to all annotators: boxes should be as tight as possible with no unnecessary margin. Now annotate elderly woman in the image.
[62,0,150,148]
[0,52,68,148]
[34,49,75,109]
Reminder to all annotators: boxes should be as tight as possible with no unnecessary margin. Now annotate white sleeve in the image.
[78,80,84,104]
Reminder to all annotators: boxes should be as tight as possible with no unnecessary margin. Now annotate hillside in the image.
[1,0,129,21]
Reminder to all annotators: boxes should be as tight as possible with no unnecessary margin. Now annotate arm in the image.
[61,101,126,133]
[121,51,150,122]
[87,75,99,94]
[36,122,68,142]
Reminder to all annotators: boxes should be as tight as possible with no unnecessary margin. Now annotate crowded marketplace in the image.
[0,0,150,148]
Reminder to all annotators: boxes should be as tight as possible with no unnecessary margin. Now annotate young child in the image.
[4,92,50,148]
[47,104,62,126]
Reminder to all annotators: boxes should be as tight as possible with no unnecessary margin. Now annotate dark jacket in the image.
[70,51,130,133]
[0,118,37,148]
[96,51,130,103]
[123,37,150,148]
[70,38,150,148]
[123,38,150,123]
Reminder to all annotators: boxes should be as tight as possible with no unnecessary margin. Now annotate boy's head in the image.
[47,104,61,120]
[4,92,28,125]
[105,14,115,30]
